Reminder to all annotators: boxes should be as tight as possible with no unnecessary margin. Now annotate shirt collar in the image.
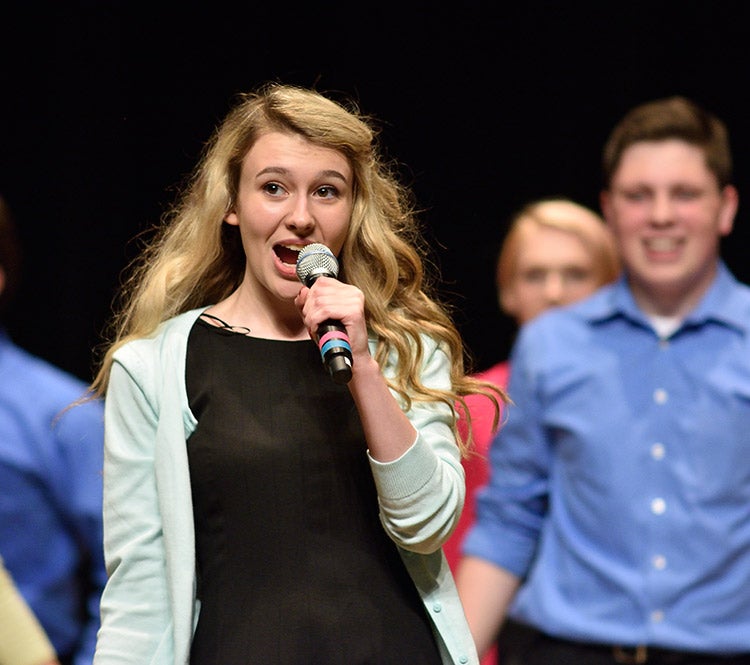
[581,261,749,336]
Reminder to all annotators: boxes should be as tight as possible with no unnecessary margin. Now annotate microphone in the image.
[295,243,353,384]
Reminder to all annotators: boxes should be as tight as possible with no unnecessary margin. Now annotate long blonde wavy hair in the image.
[91,82,504,453]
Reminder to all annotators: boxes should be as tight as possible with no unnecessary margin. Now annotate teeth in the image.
[646,238,679,251]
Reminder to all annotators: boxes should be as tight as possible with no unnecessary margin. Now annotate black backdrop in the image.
[2,3,750,382]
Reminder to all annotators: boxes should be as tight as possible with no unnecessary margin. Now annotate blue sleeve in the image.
[51,397,106,665]
[461,325,551,578]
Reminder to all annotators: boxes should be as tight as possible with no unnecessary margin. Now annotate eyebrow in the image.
[255,166,349,183]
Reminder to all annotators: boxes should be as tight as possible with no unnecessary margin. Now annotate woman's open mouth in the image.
[274,244,303,266]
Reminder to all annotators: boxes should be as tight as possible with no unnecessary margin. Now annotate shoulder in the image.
[374,331,445,368]
[511,289,616,378]
[113,308,206,371]
[395,332,449,369]
[723,271,750,311]
[108,309,206,412]
[0,336,94,407]
[519,294,601,346]
[0,338,103,440]
[373,332,451,393]
[476,361,509,387]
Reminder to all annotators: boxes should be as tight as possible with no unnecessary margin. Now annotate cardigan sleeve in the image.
[95,356,173,664]
[368,337,465,555]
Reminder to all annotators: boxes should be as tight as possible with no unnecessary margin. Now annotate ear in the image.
[224,209,239,226]
[718,184,739,237]
[599,189,613,225]
[0,266,5,298]
[499,286,518,318]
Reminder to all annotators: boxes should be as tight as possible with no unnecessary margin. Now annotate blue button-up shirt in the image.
[464,262,750,653]
[0,329,106,665]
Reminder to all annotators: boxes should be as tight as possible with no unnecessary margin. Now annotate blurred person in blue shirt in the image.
[457,96,750,664]
[0,195,105,665]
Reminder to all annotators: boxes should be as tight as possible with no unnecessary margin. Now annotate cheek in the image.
[609,203,647,233]
[609,222,640,254]
[612,219,643,240]
[239,207,278,238]
[513,286,548,322]
[517,301,548,325]
[687,204,725,236]
[326,212,354,252]
[563,280,599,303]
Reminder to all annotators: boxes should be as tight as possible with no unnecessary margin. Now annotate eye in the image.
[262,182,286,197]
[673,187,701,201]
[562,267,593,284]
[520,268,546,285]
[621,189,649,202]
[314,185,339,199]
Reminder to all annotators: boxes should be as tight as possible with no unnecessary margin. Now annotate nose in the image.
[286,195,315,234]
[543,273,565,304]
[651,191,674,227]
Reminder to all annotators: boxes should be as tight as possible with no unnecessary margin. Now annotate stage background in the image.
[2,3,749,382]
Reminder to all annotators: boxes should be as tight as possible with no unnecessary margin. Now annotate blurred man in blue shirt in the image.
[0,195,105,665]
[458,97,750,664]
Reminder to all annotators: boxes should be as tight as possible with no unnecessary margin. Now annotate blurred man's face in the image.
[601,139,737,316]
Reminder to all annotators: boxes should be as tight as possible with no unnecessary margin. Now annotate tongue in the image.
[276,246,300,265]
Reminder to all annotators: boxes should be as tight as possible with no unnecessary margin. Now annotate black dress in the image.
[186,317,442,664]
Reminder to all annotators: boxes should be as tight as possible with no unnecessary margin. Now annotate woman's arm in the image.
[296,278,465,553]
[0,558,59,665]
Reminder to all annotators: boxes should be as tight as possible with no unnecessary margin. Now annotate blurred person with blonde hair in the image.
[444,198,620,664]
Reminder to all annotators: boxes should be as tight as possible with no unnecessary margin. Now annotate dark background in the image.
[2,3,749,383]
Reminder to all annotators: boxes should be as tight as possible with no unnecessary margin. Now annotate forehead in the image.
[243,131,351,176]
[516,224,593,266]
[612,139,715,186]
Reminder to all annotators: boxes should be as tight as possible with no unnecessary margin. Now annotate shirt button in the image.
[651,497,666,514]
[651,610,665,622]
[652,554,667,569]
[432,602,442,613]
[653,388,668,404]
[459,657,469,664]
[651,442,665,459]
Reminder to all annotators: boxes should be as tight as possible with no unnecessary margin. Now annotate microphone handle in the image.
[317,320,353,384]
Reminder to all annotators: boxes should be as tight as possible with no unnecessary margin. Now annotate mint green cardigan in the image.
[94,308,478,665]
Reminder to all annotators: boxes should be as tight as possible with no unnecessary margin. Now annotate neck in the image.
[207,288,308,341]
[629,267,717,319]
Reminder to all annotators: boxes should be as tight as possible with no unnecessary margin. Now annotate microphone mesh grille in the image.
[295,243,339,285]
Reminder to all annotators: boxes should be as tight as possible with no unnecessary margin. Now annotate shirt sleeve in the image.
[50,396,106,665]
[462,327,552,578]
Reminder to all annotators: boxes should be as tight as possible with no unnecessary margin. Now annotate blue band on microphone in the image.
[320,338,352,357]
